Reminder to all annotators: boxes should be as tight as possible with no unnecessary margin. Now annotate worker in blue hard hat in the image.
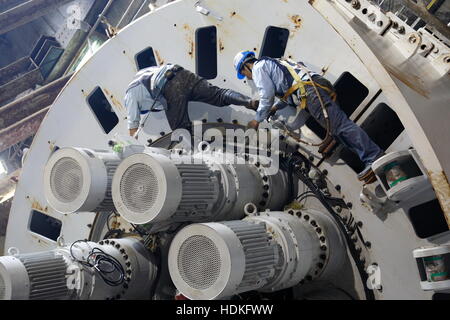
[233,50,383,182]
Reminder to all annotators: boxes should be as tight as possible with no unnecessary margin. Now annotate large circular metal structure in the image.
[2,0,450,300]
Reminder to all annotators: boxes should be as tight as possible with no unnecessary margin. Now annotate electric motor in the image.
[168,210,345,300]
[112,150,293,225]
[0,238,157,300]
[43,147,121,214]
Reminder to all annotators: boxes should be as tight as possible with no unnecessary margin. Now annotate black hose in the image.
[286,154,375,300]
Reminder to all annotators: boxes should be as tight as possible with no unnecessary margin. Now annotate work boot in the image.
[357,165,375,181]
[224,90,256,109]
[357,152,385,183]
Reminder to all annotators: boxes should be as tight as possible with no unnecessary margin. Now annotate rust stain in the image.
[188,40,194,58]
[154,50,165,65]
[104,89,124,112]
[429,171,450,229]
[290,15,302,30]
[308,0,315,4]
[31,199,48,213]
[219,39,225,52]
[384,64,430,98]
[183,24,194,59]
[228,11,245,22]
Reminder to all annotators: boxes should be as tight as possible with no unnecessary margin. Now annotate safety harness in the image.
[277,59,337,110]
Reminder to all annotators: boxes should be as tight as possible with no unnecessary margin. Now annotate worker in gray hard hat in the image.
[233,50,383,182]
[124,64,258,137]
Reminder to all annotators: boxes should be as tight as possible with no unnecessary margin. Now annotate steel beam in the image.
[0,56,31,87]
[0,67,44,107]
[0,0,72,36]
[0,107,49,153]
[0,74,71,130]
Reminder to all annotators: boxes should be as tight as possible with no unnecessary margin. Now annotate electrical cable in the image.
[269,61,332,147]
[69,240,125,287]
[284,153,375,300]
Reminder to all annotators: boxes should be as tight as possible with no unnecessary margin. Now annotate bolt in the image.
[320,236,326,242]
[335,206,342,213]
[398,26,405,34]
[365,241,372,248]
[377,21,383,27]
[317,263,324,269]
[409,35,417,44]
[320,254,326,260]
[316,227,322,234]
[351,0,360,9]
[355,246,362,253]
[160,132,165,136]
[322,169,328,176]
[311,220,317,227]
[346,202,353,209]
[296,212,302,218]
[308,156,314,162]
[335,185,341,191]
[304,215,310,221]
[263,185,269,190]
[368,13,376,22]
[357,221,363,228]
[392,22,398,29]
[320,245,327,251]
[288,210,294,215]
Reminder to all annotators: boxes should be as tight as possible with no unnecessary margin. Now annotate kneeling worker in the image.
[124,64,258,137]
[233,51,383,182]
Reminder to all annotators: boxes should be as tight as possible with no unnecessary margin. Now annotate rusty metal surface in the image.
[0,0,72,36]
[0,56,32,87]
[0,68,44,107]
[0,74,71,130]
[0,107,49,153]
[429,170,450,228]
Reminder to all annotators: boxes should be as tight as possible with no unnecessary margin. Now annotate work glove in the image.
[246,100,259,111]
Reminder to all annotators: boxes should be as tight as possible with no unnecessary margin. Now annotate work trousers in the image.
[162,69,231,131]
[304,76,383,166]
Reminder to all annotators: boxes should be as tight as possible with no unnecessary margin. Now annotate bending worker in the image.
[124,63,257,137]
[233,51,383,181]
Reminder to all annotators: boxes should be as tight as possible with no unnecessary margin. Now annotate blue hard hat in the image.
[233,51,256,79]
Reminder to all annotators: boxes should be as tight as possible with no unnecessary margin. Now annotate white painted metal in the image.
[3,0,450,299]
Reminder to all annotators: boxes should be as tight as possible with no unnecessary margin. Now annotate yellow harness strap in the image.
[279,60,336,110]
